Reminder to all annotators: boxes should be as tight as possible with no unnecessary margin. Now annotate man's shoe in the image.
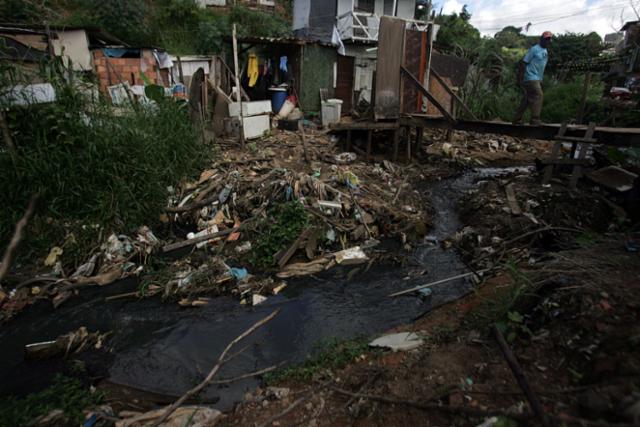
[512,119,524,125]
[529,119,542,126]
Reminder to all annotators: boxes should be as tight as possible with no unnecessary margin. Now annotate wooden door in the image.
[336,55,355,114]
[374,16,406,120]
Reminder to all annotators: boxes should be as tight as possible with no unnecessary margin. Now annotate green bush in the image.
[0,64,207,263]
[0,375,102,427]
[249,201,310,269]
[540,76,607,123]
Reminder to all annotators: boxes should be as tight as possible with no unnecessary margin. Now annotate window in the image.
[383,0,395,15]
[355,0,375,13]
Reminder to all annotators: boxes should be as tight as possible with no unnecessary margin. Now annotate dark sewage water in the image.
[0,167,529,411]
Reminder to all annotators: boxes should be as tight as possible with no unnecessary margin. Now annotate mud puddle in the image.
[0,167,531,411]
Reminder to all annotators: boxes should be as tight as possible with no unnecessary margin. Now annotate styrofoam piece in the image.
[242,114,270,140]
[321,99,343,127]
[229,100,272,117]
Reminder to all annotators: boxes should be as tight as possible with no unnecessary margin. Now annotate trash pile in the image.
[24,326,110,360]
[454,170,620,268]
[426,130,551,165]
[158,129,432,305]
[0,226,162,322]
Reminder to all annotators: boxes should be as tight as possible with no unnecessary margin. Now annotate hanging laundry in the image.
[279,56,288,73]
[247,54,259,87]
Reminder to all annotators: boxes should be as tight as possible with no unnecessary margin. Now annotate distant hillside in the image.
[0,0,292,54]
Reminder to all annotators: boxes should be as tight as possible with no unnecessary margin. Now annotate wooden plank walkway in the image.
[402,115,640,148]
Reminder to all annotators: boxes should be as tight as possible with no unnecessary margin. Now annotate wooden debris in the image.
[505,183,522,216]
[494,326,552,427]
[277,229,311,269]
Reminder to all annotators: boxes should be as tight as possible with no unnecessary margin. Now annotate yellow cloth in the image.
[247,54,259,87]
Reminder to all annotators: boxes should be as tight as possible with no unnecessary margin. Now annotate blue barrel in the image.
[270,88,287,113]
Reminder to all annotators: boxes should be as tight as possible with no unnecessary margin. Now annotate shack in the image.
[92,47,172,94]
[224,36,336,113]
[0,24,123,72]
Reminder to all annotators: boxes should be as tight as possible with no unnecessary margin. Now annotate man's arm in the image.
[518,47,534,86]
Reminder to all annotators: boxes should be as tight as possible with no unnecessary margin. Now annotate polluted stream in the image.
[0,167,529,411]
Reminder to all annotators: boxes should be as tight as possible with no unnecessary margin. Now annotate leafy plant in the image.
[249,201,310,269]
[0,375,103,427]
[465,261,533,334]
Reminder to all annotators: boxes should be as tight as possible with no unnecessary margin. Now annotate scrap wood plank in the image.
[429,67,478,120]
[277,229,312,269]
[505,183,522,216]
[400,66,455,123]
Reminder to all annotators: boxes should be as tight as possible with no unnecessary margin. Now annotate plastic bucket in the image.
[321,98,343,127]
[269,88,288,113]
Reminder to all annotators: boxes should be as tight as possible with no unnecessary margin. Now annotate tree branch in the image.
[0,194,38,288]
[151,309,280,426]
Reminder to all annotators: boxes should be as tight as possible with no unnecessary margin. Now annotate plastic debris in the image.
[252,294,267,305]
[235,242,252,253]
[44,247,63,267]
[334,152,357,164]
[334,247,369,265]
[369,332,424,352]
[230,267,248,281]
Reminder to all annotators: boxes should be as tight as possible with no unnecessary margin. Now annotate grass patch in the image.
[0,375,102,427]
[264,337,375,384]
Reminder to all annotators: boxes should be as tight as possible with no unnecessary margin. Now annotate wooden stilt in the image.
[366,129,373,162]
[406,126,412,163]
[415,127,423,154]
[346,130,352,152]
[392,129,399,162]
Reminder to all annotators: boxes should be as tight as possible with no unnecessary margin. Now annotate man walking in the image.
[513,31,553,126]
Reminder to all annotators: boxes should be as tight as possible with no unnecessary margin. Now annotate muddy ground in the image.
[2,127,640,427]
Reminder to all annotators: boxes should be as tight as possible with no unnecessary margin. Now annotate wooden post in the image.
[392,129,399,162]
[298,120,309,163]
[405,126,411,163]
[366,129,373,162]
[415,127,423,154]
[577,72,591,124]
[44,21,55,58]
[346,129,352,152]
[176,56,185,84]
[232,24,245,148]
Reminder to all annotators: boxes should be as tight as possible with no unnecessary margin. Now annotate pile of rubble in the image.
[454,170,621,269]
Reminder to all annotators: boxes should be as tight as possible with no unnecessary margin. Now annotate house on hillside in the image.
[197,0,276,9]
[0,24,123,72]
[605,21,640,89]
[0,24,176,103]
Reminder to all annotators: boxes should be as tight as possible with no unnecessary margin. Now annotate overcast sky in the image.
[436,0,639,37]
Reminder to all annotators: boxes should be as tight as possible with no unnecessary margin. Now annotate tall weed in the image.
[0,62,208,263]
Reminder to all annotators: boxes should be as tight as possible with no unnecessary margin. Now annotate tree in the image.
[546,32,604,76]
[494,26,526,49]
[435,5,481,56]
